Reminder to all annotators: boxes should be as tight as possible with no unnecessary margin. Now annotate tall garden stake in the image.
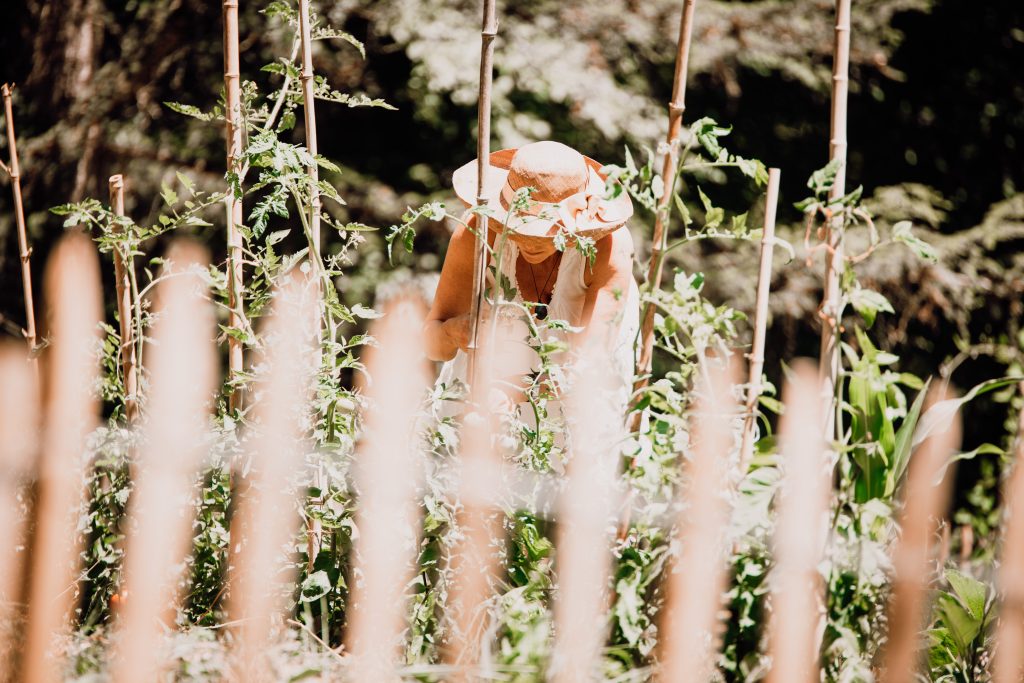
[739,168,781,469]
[297,0,321,285]
[223,0,245,411]
[1,84,38,360]
[819,0,851,438]
[297,0,324,573]
[631,0,698,431]
[466,0,497,388]
[108,175,138,422]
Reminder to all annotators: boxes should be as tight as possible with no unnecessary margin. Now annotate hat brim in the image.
[451,147,633,249]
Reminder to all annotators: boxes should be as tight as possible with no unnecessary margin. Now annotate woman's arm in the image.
[424,221,478,361]
[579,228,636,349]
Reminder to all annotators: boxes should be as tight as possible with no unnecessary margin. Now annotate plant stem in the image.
[108,175,139,422]
[467,0,497,389]
[223,0,246,412]
[739,168,781,470]
[819,0,851,440]
[631,0,699,432]
[1,84,38,366]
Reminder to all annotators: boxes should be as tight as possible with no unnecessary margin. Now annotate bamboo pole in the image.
[819,0,851,439]
[344,296,430,677]
[739,168,781,470]
[765,361,828,683]
[223,0,245,411]
[108,175,138,422]
[227,279,315,678]
[296,0,326,574]
[21,234,102,683]
[656,359,738,681]
[110,243,216,683]
[0,344,38,682]
[993,384,1024,683]
[878,386,961,683]
[631,0,698,431]
[2,84,38,359]
[297,0,321,265]
[551,344,623,682]
[466,0,497,388]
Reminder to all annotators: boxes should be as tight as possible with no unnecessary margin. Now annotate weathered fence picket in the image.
[1,237,1015,682]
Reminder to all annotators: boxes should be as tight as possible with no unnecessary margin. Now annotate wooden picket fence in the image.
[1,233,1024,682]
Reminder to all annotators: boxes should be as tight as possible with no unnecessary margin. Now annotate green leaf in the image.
[651,175,665,200]
[932,443,1004,485]
[730,212,748,235]
[914,376,1024,448]
[849,288,894,328]
[936,593,981,655]
[160,182,179,207]
[266,229,290,246]
[351,304,382,319]
[299,570,332,602]
[690,117,732,159]
[697,187,723,230]
[945,568,987,621]
[164,101,217,122]
[426,202,446,221]
[886,377,932,496]
[806,159,842,195]
[624,146,638,174]
[175,171,196,195]
[315,155,341,174]
[893,220,939,263]
[673,193,692,226]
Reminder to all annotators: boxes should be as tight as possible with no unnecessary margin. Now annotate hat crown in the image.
[506,141,589,204]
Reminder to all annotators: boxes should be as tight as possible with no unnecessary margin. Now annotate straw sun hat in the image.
[451,141,634,251]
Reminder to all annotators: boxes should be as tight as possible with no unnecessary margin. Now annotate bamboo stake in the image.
[297,0,321,267]
[0,344,38,680]
[765,361,829,683]
[108,175,138,422]
[739,168,781,470]
[344,296,430,677]
[631,0,699,432]
[296,0,326,575]
[656,359,739,681]
[626,0,700,432]
[223,0,245,411]
[2,84,38,360]
[227,278,315,679]
[110,243,216,683]
[466,0,497,387]
[819,0,851,440]
[551,344,624,683]
[878,386,961,683]
[993,384,1024,683]
[21,234,102,683]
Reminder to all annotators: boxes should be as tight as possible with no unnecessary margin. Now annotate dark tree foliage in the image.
[0,0,1020,439]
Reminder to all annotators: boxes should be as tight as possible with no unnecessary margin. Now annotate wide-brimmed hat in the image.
[451,141,633,250]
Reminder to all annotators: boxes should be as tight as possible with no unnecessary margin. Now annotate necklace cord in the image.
[526,251,562,317]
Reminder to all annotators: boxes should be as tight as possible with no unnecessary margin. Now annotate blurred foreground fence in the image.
[2,234,1024,682]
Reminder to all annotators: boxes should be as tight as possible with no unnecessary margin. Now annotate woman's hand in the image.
[423,310,489,362]
[441,314,473,353]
